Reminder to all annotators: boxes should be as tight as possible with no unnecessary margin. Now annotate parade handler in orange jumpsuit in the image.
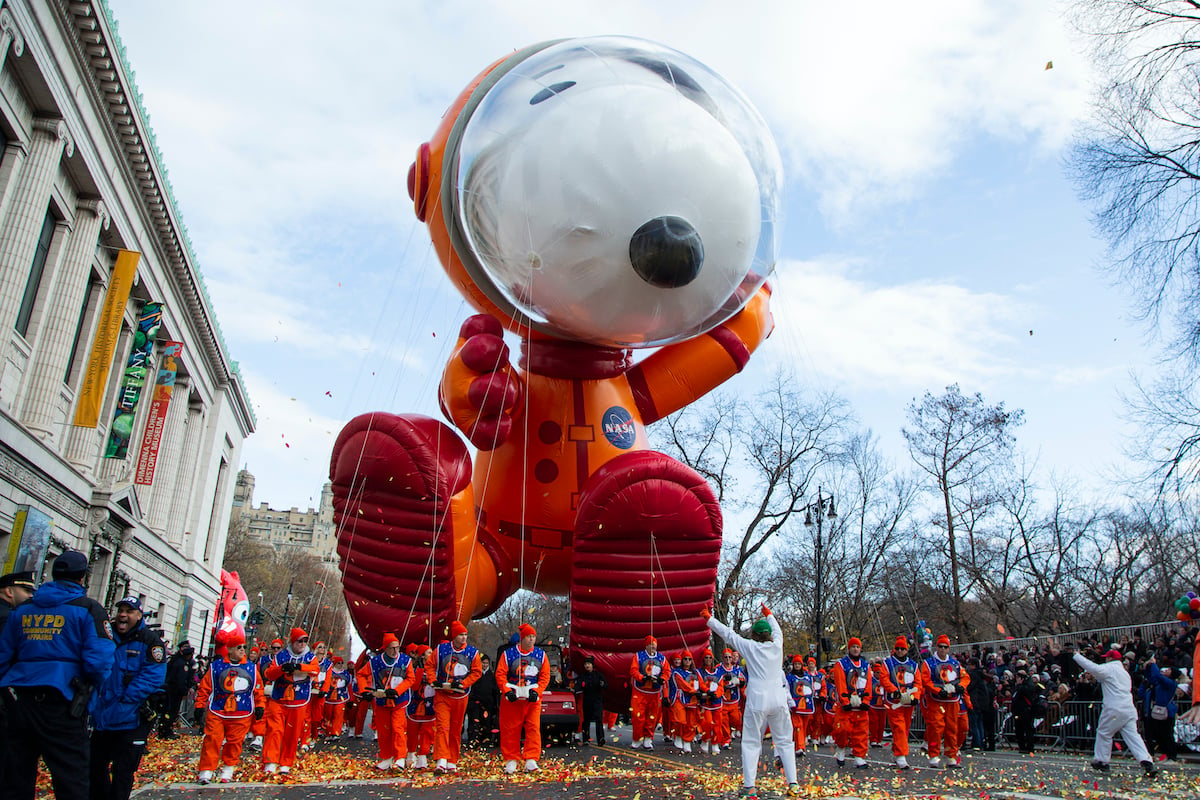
[357,633,416,771]
[496,624,551,773]
[262,628,320,774]
[831,636,873,769]
[874,636,921,770]
[428,621,483,772]
[629,635,667,749]
[703,604,800,798]
[920,634,969,769]
[195,630,265,784]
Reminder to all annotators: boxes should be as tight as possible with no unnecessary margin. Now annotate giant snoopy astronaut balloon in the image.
[329,36,782,705]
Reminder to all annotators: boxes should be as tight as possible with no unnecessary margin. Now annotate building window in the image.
[15,209,58,337]
[64,272,101,385]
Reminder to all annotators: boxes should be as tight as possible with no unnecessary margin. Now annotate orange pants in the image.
[886,705,914,756]
[432,694,469,763]
[667,702,682,738]
[818,707,835,739]
[499,697,541,761]
[790,712,811,752]
[309,697,326,738]
[631,691,661,742]
[264,702,306,767]
[354,699,371,736]
[958,709,968,749]
[723,703,742,736]
[675,705,699,742]
[198,713,254,770]
[702,706,728,745]
[869,707,885,742]
[833,708,869,758]
[603,710,618,729]
[324,702,346,736]
[406,717,433,756]
[374,704,408,762]
[924,701,960,760]
[251,711,265,738]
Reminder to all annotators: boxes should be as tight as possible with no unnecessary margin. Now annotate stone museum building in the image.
[0,0,254,645]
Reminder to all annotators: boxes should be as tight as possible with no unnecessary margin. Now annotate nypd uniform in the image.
[0,551,115,800]
[89,596,167,800]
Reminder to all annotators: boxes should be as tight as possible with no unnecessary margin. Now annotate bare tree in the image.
[1071,0,1200,361]
[653,369,854,624]
[902,384,1024,640]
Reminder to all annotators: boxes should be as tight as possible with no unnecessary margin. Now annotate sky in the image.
[101,0,1155,511]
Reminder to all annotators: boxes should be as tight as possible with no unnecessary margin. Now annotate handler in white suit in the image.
[704,604,800,798]
[1048,639,1155,777]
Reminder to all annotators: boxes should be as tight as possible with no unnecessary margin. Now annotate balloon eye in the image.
[530,81,576,105]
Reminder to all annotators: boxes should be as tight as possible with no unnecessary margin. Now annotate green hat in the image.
[751,619,772,636]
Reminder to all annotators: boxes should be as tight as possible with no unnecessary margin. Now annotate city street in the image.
[125,726,1199,800]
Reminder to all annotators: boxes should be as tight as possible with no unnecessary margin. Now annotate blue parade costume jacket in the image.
[91,618,167,730]
[0,580,114,701]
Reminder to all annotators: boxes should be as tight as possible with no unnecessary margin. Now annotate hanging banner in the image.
[134,340,183,485]
[174,595,194,645]
[104,302,163,460]
[2,505,54,578]
[73,250,140,428]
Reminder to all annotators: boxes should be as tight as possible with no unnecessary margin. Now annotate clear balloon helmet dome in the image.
[452,36,782,348]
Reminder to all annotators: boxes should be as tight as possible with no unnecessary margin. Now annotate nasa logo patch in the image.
[601,406,637,449]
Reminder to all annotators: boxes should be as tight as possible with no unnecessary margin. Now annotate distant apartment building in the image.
[0,0,254,645]
[230,469,337,563]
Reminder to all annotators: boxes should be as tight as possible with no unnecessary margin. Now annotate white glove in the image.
[849,694,862,708]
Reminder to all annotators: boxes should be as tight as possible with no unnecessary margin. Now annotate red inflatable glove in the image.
[761,603,772,617]
[699,606,712,621]
[440,315,523,449]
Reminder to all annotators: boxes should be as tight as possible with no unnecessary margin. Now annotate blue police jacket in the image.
[0,580,115,700]
[1143,663,1178,716]
[91,618,167,730]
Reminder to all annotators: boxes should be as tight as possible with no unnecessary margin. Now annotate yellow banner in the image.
[72,249,140,427]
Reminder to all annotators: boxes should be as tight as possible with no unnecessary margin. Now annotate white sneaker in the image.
[631,739,642,749]
[218,766,234,783]
[376,758,393,770]
[928,756,942,768]
[896,756,909,769]
[435,758,448,772]
[643,738,654,750]
[683,741,693,753]
[446,762,457,772]
[263,763,278,774]
[674,736,684,749]
[197,770,214,785]
[405,753,417,769]
[416,755,428,769]
[712,744,721,754]
[278,766,290,775]
[250,736,263,750]
[701,742,711,754]
[504,760,518,774]
[854,757,867,768]
[525,759,539,772]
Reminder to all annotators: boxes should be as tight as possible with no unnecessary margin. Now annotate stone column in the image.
[20,200,108,440]
[145,377,190,534]
[0,118,73,360]
[165,402,203,545]
[0,141,29,232]
[0,8,26,73]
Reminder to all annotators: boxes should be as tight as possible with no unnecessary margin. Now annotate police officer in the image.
[0,572,35,628]
[0,550,115,800]
[89,597,167,800]
[160,639,195,738]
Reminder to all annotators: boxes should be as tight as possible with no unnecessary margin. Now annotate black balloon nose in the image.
[629,216,704,288]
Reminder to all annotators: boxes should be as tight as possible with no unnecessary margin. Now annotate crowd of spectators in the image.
[941,626,1195,759]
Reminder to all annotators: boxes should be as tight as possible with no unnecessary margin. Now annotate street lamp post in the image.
[804,487,836,665]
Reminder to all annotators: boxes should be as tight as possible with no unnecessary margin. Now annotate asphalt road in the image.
[130,725,1197,800]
